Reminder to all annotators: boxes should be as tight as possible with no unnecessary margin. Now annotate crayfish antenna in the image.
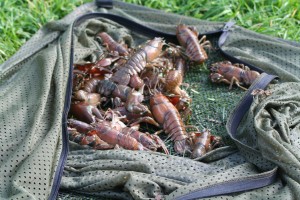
[153,77,161,93]
[145,84,153,96]
[177,15,184,26]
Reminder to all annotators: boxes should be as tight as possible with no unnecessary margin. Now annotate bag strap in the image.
[175,73,278,200]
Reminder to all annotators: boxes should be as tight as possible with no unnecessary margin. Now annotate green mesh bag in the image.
[1,1,300,200]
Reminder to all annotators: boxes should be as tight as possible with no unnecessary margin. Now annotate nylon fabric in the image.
[1,0,300,200]
[0,30,72,198]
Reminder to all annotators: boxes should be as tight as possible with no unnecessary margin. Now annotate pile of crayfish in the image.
[68,25,224,158]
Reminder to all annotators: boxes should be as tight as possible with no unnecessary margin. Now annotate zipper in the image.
[48,31,74,200]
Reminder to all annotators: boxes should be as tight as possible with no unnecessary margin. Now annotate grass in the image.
[0,0,90,63]
[0,0,299,64]
[126,0,300,40]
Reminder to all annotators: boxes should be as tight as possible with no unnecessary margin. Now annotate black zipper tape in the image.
[48,33,74,200]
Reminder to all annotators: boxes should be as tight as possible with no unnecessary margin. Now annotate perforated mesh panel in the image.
[0,36,71,198]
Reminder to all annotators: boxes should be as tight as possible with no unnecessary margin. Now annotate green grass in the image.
[126,0,300,40]
[0,0,90,63]
[0,0,299,64]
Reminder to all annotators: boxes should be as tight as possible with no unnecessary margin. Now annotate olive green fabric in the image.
[231,82,300,200]
[0,25,72,199]
[1,1,300,200]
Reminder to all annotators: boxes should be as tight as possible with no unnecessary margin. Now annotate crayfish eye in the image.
[210,65,218,73]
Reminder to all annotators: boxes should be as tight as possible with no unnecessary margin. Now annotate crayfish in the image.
[176,24,211,64]
[67,29,226,159]
[111,37,164,86]
[150,91,191,154]
[97,32,129,56]
[190,129,224,159]
[209,61,260,90]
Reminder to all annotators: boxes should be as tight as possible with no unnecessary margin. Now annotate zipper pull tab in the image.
[219,21,236,47]
[223,21,235,32]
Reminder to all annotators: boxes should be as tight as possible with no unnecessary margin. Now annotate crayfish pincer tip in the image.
[139,144,150,151]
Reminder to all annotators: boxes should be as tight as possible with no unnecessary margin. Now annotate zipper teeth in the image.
[48,22,74,200]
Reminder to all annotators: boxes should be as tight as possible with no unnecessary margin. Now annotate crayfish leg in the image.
[130,116,160,128]
[68,119,93,133]
[198,35,206,44]
[230,77,247,90]
[151,134,169,155]
[174,139,192,155]
[233,63,250,71]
